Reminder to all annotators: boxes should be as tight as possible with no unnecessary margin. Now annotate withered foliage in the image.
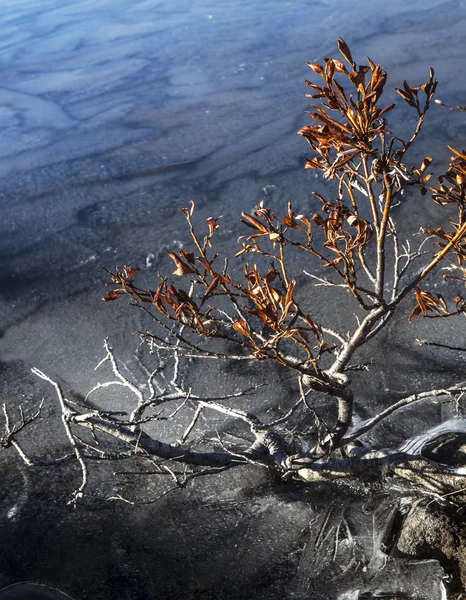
[103,39,466,454]
[104,201,334,373]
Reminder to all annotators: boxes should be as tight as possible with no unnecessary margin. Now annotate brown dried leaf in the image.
[103,290,121,302]
[206,217,220,237]
[285,280,296,308]
[408,305,422,322]
[443,274,463,281]
[337,38,354,68]
[167,252,197,276]
[420,157,433,172]
[123,267,140,280]
[203,275,220,300]
[283,215,301,229]
[377,103,396,117]
[325,59,335,81]
[307,62,325,77]
[304,158,323,169]
[241,213,270,233]
[197,257,214,272]
[395,88,416,108]
[232,320,252,337]
[330,58,348,73]
[448,146,466,161]
[179,250,195,265]
[409,288,449,321]
[265,269,279,286]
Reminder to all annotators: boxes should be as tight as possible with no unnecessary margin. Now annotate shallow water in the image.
[1,1,466,599]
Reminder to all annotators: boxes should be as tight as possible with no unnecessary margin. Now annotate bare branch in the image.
[343,385,466,444]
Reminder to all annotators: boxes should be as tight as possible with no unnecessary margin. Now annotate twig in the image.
[31,368,88,504]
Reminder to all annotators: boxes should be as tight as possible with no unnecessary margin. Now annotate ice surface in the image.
[2,0,466,599]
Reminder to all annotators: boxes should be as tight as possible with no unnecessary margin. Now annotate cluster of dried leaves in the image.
[104,201,338,374]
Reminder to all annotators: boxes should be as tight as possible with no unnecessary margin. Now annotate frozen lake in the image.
[1,0,466,383]
[1,1,466,599]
